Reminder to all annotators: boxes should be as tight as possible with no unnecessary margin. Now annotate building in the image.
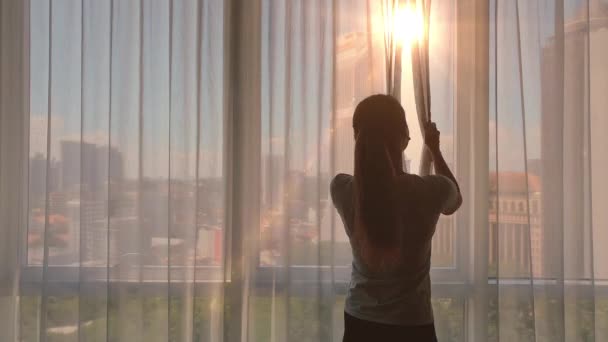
[197,227,223,266]
[29,116,64,158]
[540,0,608,279]
[60,140,124,194]
[489,172,543,277]
[80,199,110,265]
[262,154,285,210]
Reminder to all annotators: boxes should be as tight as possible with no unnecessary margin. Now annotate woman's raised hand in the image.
[424,122,440,153]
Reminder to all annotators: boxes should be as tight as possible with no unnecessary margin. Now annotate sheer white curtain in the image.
[3,0,607,341]
[490,0,608,340]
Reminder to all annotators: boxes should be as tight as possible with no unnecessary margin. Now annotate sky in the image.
[30,0,225,179]
[29,0,603,179]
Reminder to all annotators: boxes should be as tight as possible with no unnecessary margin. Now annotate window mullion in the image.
[454,0,490,341]
[0,0,30,340]
[223,0,263,341]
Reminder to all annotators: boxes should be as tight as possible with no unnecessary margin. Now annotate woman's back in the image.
[331,172,460,326]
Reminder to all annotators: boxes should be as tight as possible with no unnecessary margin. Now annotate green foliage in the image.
[18,291,608,341]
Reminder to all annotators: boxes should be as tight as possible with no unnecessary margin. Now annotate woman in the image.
[331,94,462,341]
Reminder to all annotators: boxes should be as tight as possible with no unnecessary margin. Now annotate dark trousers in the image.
[343,312,438,342]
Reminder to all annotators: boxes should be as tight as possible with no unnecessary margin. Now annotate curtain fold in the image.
[410,0,433,176]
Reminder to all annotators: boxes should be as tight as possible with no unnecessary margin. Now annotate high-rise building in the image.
[48,191,68,216]
[30,154,61,194]
[29,116,64,158]
[540,1,608,279]
[60,140,124,194]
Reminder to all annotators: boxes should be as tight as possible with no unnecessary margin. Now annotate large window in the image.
[10,0,608,341]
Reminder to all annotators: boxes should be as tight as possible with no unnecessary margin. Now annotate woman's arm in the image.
[424,122,463,213]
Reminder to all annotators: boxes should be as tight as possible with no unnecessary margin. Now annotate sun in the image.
[393,4,424,48]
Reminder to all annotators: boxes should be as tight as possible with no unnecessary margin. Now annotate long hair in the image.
[352,95,408,272]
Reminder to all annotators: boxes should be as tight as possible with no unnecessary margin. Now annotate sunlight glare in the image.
[394,4,424,49]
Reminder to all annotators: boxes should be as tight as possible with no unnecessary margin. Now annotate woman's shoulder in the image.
[330,173,353,207]
[330,173,353,189]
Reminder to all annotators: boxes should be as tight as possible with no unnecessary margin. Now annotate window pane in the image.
[27,0,226,272]
[259,0,459,273]
[260,0,338,269]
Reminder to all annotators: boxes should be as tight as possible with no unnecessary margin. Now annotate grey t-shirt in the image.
[330,173,459,326]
